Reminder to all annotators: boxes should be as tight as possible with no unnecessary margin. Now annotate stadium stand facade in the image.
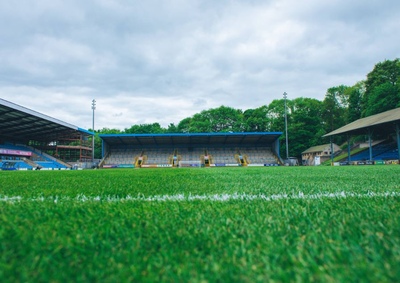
[99,133,283,168]
[0,98,94,170]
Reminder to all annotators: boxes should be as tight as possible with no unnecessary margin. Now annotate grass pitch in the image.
[1,166,400,282]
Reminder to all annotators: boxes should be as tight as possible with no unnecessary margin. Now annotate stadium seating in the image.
[12,160,33,170]
[104,148,145,165]
[144,148,174,165]
[373,143,398,160]
[208,147,237,164]
[0,143,68,170]
[351,141,398,161]
[238,147,278,165]
[100,145,281,168]
[176,147,205,162]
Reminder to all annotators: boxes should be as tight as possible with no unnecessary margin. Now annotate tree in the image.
[178,106,244,133]
[205,106,244,132]
[165,123,179,133]
[289,97,324,157]
[98,127,123,134]
[363,82,400,117]
[177,117,192,133]
[322,85,349,134]
[243,106,269,132]
[266,99,288,132]
[346,82,364,123]
[124,123,165,134]
[362,58,400,116]
[188,112,213,132]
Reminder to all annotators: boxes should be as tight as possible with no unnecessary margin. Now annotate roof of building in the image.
[99,132,282,147]
[0,98,93,143]
[324,107,400,137]
[302,143,340,154]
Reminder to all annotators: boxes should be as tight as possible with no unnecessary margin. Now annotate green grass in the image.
[1,166,400,282]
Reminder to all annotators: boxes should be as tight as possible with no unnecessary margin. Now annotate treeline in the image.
[94,58,400,158]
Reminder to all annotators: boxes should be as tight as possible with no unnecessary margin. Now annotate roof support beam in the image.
[396,123,400,161]
[347,134,351,163]
[368,128,373,161]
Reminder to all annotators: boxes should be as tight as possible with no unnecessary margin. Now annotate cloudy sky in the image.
[1,0,399,130]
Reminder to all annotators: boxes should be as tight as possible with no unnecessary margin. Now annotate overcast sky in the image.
[1,0,399,130]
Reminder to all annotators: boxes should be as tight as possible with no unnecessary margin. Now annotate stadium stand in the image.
[0,98,93,170]
[0,143,69,170]
[324,107,400,165]
[99,133,283,168]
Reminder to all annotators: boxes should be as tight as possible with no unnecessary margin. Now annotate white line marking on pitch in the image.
[1,191,399,203]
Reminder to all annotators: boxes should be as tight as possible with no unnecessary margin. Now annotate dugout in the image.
[324,107,400,165]
[0,98,94,169]
[99,132,283,168]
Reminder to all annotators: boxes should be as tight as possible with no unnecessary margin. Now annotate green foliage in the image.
[363,58,400,117]
[365,59,400,93]
[165,123,179,133]
[243,106,269,132]
[322,85,349,133]
[96,127,122,134]
[177,117,192,133]
[0,167,400,282]
[187,106,244,133]
[289,98,324,157]
[125,123,165,134]
[265,99,289,157]
[346,82,364,123]
[266,99,288,132]
[363,82,400,117]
